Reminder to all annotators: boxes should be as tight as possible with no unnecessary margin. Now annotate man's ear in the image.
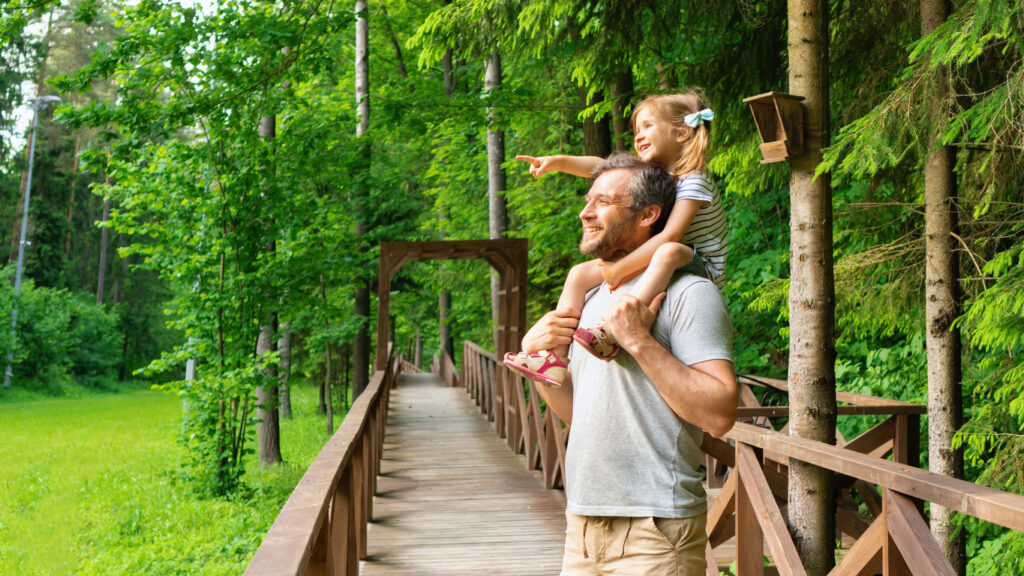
[637,205,662,229]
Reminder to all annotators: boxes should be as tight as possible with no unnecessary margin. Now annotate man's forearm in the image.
[629,335,737,437]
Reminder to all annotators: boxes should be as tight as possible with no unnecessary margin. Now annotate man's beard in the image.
[579,217,636,261]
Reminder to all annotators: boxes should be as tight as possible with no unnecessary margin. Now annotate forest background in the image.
[0,0,1021,573]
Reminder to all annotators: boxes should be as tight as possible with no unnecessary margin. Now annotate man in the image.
[521,154,738,575]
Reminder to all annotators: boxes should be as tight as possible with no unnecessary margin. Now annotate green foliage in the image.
[0,268,122,391]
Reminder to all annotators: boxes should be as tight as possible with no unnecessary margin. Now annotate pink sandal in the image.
[503,350,568,387]
[572,325,620,361]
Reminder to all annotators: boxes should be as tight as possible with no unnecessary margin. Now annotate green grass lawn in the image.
[0,382,342,575]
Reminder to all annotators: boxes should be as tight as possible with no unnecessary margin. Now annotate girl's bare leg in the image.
[573,243,695,360]
[628,243,695,305]
[507,260,604,386]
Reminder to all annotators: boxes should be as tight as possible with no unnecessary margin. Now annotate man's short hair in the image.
[591,154,676,235]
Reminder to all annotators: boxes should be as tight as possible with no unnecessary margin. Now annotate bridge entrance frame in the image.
[376,239,529,438]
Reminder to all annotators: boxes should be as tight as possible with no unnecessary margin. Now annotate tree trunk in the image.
[610,70,634,152]
[921,0,965,571]
[256,113,281,468]
[486,50,507,349]
[439,290,454,360]
[352,0,371,398]
[325,340,334,434]
[64,134,80,258]
[415,327,423,368]
[96,194,110,304]
[439,40,455,360]
[579,86,612,158]
[443,48,455,98]
[278,321,293,420]
[343,342,351,410]
[786,0,836,573]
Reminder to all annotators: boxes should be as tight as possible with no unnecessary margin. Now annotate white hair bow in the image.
[684,108,714,128]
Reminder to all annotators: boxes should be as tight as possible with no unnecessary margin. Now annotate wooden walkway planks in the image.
[362,373,567,575]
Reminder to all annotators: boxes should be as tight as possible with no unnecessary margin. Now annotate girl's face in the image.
[633,106,685,169]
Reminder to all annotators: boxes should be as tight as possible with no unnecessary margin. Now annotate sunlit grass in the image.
[0,382,343,575]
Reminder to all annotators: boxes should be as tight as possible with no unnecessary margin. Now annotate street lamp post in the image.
[3,95,61,388]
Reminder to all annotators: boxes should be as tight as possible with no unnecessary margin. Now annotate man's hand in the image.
[602,293,666,354]
[515,154,560,178]
[521,307,580,354]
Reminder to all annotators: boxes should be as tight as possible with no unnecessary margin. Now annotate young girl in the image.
[503,92,727,387]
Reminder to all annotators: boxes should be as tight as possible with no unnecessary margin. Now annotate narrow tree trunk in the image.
[353,0,371,398]
[786,0,836,573]
[414,327,423,368]
[343,342,351,410]
[379,3,411,91]
[443,48,455,98]
[278,321,293,420]
[486,51,507,348]
[610,70,634,152]
[439,290,453,360]
[325,340,334,434]
[96,191,111,304]
[64,134,80,258]
[921,0,965,571]
[579,86,612,158]
[256,113,281,468]
[439,41,455,359]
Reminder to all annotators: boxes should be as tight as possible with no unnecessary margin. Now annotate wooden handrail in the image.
[455,340,1024,574]
[245,350,398,575]
[725,421,1024,533]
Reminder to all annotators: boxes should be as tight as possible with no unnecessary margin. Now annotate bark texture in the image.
[352,0,371,399]
[440,290,453,360]
[610,70,634,152]
[96,196,110,304]
[579,86,612,158]
[255,312,281,467]
[921,0,965,571]
[277,322,292,420]
[486,51,507,347]
[787,0,837,573]
[255,113,282,468]
[413,328,421,368]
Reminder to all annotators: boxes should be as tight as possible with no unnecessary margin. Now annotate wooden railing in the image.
[461,341,568,488]
[455,341,1024,575]
[244,351,399,576]
[431,350,459,387]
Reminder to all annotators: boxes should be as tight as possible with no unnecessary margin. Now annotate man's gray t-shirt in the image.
[565,272,733,519]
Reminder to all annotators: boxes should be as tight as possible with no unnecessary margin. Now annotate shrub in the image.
[0,269,122,390]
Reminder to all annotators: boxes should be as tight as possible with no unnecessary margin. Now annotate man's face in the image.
[578,170,646,261]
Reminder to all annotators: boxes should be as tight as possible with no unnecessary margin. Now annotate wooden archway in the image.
[375,239,529,372]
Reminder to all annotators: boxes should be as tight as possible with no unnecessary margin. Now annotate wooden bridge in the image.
[245,342,1024,576]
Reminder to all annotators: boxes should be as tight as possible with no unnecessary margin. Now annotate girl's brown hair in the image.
[630,91,711,178]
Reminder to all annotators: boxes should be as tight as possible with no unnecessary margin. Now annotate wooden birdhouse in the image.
[743,92,805,163]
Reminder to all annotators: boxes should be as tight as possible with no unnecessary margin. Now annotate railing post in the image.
[326,464,358,575]
[735,443,765,576]
[362,429,373,554]
[882,489,915,576]
[351,439,367,560]
[893,414,920,467]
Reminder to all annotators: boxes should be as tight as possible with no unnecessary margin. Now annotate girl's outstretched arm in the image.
[601,198,705,289]
[516,154,604,178]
